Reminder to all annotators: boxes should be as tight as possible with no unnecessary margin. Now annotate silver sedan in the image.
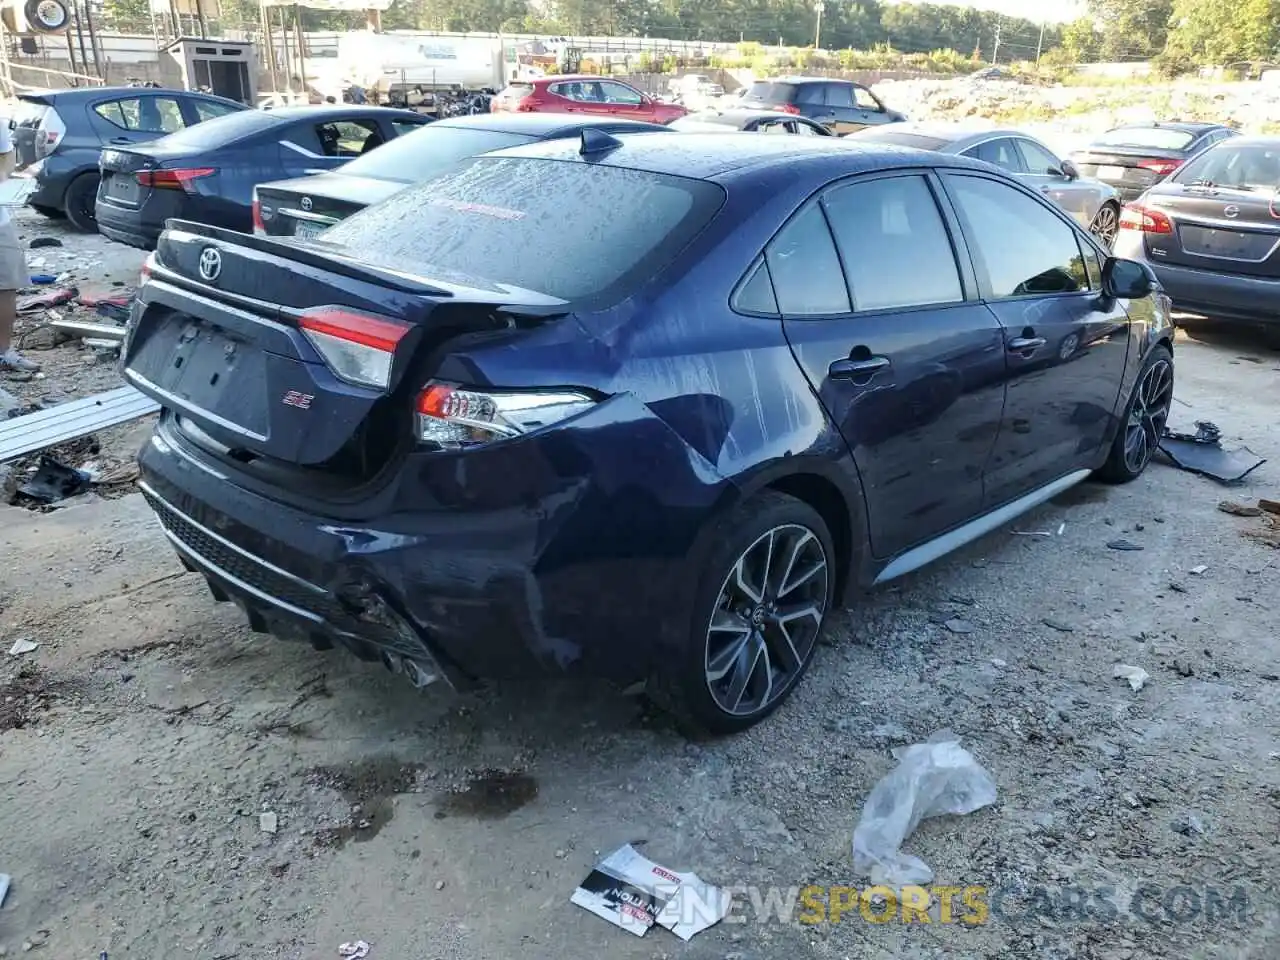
[849,123,1122,246]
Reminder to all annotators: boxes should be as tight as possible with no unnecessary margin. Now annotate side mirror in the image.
[1059,159,1079,180]
[1102,256,1158,300]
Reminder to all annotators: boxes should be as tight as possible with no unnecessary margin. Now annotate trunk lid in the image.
[1071,146,1188,190]
[256,175,401,239]
[1142,183,1280,277]
[123,222,567,481]
[13,95,56,167]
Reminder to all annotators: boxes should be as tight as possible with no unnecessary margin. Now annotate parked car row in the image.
[117,111,1176,734]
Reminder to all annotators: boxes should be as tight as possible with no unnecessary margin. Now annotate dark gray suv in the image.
[739,77,907,134]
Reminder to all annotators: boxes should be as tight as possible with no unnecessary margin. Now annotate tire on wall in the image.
[24,0,71,33]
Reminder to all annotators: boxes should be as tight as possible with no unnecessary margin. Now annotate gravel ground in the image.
[1,239,1278,958]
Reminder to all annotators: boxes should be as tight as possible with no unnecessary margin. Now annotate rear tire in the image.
[63,172,99,232]
[1096,344,1174,484]
[648,491,836,735]
[1089,202,1120,249]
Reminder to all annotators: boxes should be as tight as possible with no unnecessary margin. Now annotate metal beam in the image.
[0,386,159,462]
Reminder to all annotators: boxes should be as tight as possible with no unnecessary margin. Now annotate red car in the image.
[491,75,688,125]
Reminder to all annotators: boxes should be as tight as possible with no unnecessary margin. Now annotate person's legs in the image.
[0,220,36,373]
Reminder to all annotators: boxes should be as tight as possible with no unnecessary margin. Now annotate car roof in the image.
[1206,135,1280,148]
[532,74,614,84]
[693,108,813,123]
[856,123,1034,149]
[483,130,986,182]
[432,113,669,136]
[769,76,857,86]
[1108,121,1225,134]
[260,104,424,121]
[20,86,240,105]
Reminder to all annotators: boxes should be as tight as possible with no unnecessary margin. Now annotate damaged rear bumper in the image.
[136,399,731,689]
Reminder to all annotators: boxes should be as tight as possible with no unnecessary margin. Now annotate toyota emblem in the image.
[300,196,313,212]
[1224,204,1240,219]
[198,246,222,282]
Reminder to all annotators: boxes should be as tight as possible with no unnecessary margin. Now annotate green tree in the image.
[1167,0,1280,64]
[1084,0,1175,60]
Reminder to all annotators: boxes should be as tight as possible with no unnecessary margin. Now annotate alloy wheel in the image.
[704,523,829,717]
[1091,205,1119,247]
[1123,359,1173,473]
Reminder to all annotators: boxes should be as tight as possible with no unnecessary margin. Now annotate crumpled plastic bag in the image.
[851,732,998,886]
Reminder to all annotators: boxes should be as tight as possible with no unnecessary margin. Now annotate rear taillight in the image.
[298,307,411,390]
[1119,203,1173,235]
[252,192,264,235]
[777,103,801,115]
[1137,158,1182,178]
[136,167,216,193]
[514,96,535,112]
[414,382,597,449]
[35,110,65,159]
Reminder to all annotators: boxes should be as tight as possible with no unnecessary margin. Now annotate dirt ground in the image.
[2,227,1280,957]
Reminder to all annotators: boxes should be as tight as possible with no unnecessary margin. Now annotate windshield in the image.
[1095,127,1196,151]
[1173,143,1280,191]
[152,109,282,149]
[337,125,537,184]
[318,156,725,306]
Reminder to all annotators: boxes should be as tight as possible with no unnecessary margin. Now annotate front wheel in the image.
[1089,202,1120,249]
[649,491,836,735]
[1096,344,1174,483]
[63,172,100,232]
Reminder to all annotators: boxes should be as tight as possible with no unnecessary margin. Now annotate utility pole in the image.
[992,20,1002,64]
[814,1,824,50]
[1036,21,1045,63]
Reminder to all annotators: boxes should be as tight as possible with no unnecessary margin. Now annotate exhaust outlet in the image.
[401,657,438,690]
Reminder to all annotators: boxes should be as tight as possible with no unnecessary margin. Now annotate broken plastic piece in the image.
[1159,422,1265,485]
[570,844,730,941]
[851,733,998,886]
[1113,664,1150,691]
[8,638,39,656]
[17,455,91,503]
[338,940,370,958]
[0,872,10,907]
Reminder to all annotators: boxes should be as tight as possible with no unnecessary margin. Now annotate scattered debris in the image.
[1012,529,1052,537]
[48,318,126,343]
[1172,813,1207,837]
[7,638,38,656]
[1057,522,1066,536]
[1260,499,1280,517]
[1042,618,1074,633]
[28,237,62,249]
[0,872,9,907]
[1107,539,1144,551]
[1113,664,1150,692]
[337,942,370,959]
[851,732,997,886]
[0,386,159,463]
[434,879,445,890]
[259,812,279,834]
[943,618,974,634]
[991,658,1007,668]
[1171,660,1195,678]
[1159,421,1266,485]
[570,844,730,941]
[16,455,91,504]
[1190,565,1209,575]
[1169,581,1187,593]
[1218,500,1263,518]
[16,288,75,314]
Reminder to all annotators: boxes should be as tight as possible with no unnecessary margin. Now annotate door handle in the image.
[1008,336,1046,351]
[110,137,132,143]
[829,355,890,379]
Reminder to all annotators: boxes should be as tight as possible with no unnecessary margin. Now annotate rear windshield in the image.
[151,109,282,149]
[745,82,795,103]
[499,83,534,98]
[336,125,537,184]
[852,129,949,151]
[318,156,725,305]
[1094,127,1196,150]
[12,99,49,128]
[1173,142,1280,191]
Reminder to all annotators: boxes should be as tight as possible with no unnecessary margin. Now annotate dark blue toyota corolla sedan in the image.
[122,132,1174,733]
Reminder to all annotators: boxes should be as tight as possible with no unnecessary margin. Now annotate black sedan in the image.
[1070,121,1238,202]
[95,105,428,250]
[123,132,1170,733]
[669,108,833,136]
[1113,135,1280,342]
[254,113,673,240]
[13,86,247,231]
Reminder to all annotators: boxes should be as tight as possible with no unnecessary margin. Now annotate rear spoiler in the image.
[160,220,570,314]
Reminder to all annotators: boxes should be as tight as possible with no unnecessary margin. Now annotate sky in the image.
[894,0,1087,24]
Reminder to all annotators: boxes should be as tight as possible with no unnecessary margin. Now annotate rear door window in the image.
[317,157,725,307]
[95,96,186,134]
[966,138,1025,173]
[824,83,854,108]
[764,203,851,315]
[746,82,795,104]
[795,84,827,105]
[944,174,1090,298]
[822,175,963,312]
